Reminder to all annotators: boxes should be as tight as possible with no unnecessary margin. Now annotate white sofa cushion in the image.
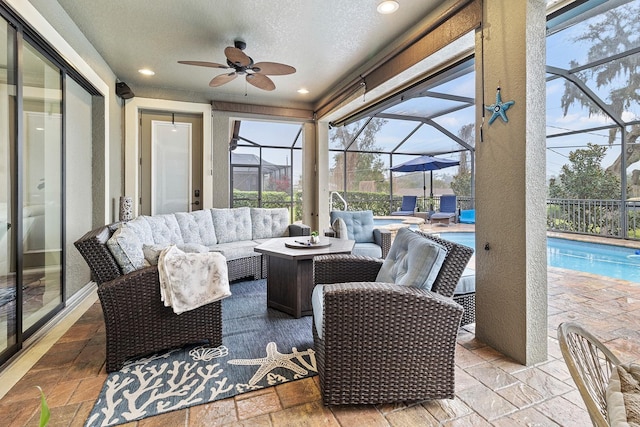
[175,210,217,246]
[250,208,290,239]
[143,214,184,246]
[125,216,154,245]
[208,240,258,260]
[212,207,252,243]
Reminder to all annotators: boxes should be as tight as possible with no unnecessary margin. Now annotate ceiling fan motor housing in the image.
[227,58,255,73]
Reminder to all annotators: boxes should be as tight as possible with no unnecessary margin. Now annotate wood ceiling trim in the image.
[315,0,481,120]
[211,101,314,121]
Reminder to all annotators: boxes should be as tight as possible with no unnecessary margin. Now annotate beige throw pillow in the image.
[606,363,640,426]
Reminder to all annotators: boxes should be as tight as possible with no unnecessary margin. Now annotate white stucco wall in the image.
[475,0,548,364]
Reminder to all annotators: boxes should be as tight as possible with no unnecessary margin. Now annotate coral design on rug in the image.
[86,346,232,427]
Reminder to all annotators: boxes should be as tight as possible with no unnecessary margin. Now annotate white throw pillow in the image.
[332,218,349,240]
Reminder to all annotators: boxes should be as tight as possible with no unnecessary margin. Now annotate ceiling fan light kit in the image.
[178,40,296,91]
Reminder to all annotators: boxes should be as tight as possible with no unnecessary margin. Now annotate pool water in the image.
[439,232,640,283]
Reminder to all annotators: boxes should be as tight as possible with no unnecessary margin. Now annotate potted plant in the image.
[36,386,50,427]
[310,231,319,244]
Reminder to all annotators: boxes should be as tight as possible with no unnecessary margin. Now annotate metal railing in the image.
[546,198,640,240]
[330,191,348,211]
[327,192,639,241]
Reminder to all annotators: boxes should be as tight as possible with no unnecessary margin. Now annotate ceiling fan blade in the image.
[224,46,251,67]
[252,62,296,76]
[209,72,237,87]
[246,73,275,91]
[178,60,229,69]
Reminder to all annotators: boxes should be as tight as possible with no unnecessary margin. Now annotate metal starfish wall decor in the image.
[485,87,515,125]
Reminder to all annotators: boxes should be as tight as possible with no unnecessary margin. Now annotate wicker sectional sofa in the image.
[74,207,309,371]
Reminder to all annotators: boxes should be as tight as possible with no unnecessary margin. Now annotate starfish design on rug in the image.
[228,342,313,386]
[485,87,515,125]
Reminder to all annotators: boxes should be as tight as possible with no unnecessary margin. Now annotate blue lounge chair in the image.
[430,195,457,225]
[459,209,475,224]
[391,195,417,216]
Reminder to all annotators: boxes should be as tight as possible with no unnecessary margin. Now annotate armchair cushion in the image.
[375,228,446,290]
[353,243,383,258]
[330,210,375,243]
[311,284,325,337]
[606,363,640,426]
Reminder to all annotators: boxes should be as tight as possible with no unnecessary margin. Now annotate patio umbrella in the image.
[390,155,460,211]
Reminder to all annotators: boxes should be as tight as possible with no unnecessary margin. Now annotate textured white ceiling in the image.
[54,0,443,108]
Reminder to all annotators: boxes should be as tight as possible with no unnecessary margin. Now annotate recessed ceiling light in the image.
[138,68,155,76]
[377,0,399,14]
[297,88,309,94]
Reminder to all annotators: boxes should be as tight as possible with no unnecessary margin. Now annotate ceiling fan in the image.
[178,40,296,91]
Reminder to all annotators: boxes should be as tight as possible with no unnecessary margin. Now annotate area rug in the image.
[85,279,316,427]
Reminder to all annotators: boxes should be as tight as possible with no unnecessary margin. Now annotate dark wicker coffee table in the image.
[255,236,355,318]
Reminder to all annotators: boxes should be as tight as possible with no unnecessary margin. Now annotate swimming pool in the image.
[373,218,420,229]
[439,232,640,283]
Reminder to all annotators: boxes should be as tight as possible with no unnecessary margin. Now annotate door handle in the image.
[191,201,200,206]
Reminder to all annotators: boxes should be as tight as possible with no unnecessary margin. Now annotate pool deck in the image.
[2,222,639,425]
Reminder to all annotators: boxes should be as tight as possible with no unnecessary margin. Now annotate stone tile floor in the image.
[1,232,639,426]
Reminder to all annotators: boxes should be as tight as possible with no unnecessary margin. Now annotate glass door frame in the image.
[0,4,100,367]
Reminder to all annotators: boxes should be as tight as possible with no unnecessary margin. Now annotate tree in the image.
[329,118,388,192]
[548,143,620,199]
[559,2,640,192]
[451,124,474,197]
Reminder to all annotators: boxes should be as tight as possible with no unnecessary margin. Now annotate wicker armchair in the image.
[558,322,621,427]
[75,225,224,372]
[312,230,474,405]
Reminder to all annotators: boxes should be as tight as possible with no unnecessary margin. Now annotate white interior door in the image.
[150,120,192,215]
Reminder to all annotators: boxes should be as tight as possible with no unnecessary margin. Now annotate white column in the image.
[475,0,548,364]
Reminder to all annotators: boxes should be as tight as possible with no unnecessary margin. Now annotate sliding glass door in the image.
[0,11,67,364]
[21,40,63,333]
[0,16,17,357]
